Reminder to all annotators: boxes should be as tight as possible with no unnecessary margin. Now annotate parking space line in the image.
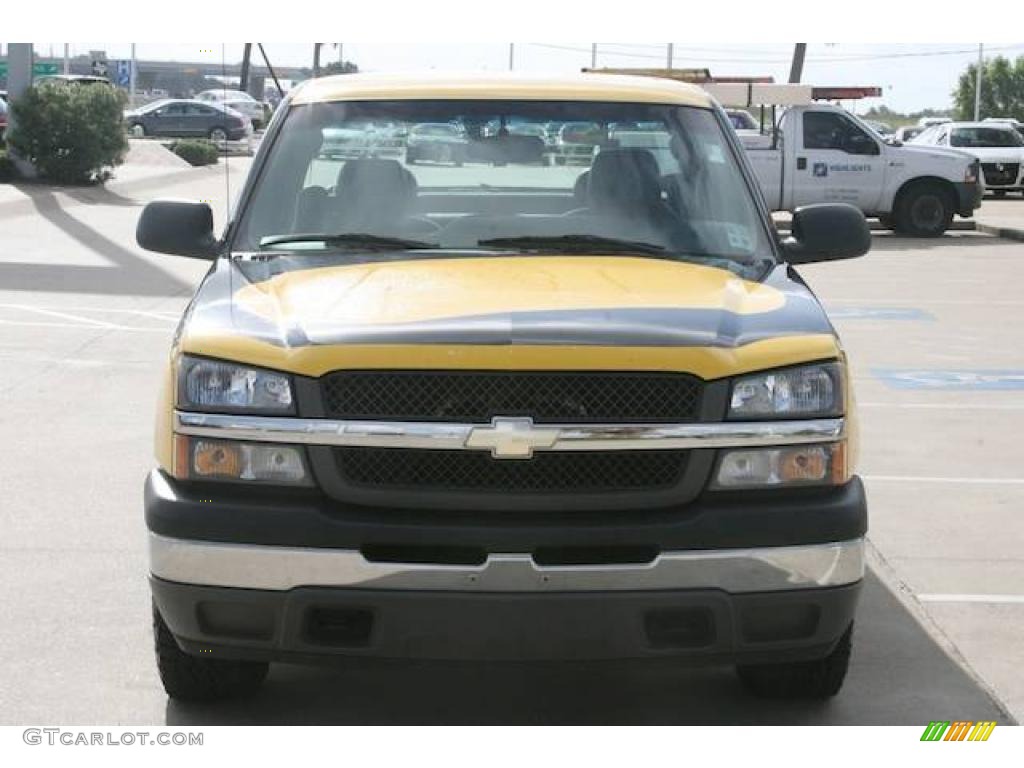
[919,594,1024,605]
[859,402,1024,410]
[13,305,126,329]
[0,318,169,333]
[863,475,1024,485]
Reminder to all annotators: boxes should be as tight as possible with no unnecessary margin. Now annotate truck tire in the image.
[153,605,268,702]
[893,182,954,237]
[736,624,852,700]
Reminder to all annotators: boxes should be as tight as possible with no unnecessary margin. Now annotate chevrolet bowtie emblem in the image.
[464,417,559,459]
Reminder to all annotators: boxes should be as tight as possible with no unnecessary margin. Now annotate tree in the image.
[8,82,128,184]
[952,55,1024,121]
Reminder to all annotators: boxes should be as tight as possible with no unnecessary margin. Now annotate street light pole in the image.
[788,43,807,84]
[591,43,597,69]
[63,43,69,75]
[509,43,514,71]
[666,43,673,70]
[974,43,983,121]
[129,43,137,107]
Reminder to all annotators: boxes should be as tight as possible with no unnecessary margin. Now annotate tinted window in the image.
[951,127,1024,148]
[803,111,879,155]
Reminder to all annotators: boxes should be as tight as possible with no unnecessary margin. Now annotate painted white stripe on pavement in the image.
[919,594,1024,605]
[14,306,125,328]
[863,475,1024,485]
[859,402,1024,410]
[0,318,169,333]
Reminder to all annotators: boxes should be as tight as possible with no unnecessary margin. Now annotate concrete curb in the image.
[975,222,1024,242]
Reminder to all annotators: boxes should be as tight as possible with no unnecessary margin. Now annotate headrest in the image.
[587,149,663,216]
[335,158,417,229]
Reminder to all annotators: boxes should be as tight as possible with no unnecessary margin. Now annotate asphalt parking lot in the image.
[0,156,1021,724]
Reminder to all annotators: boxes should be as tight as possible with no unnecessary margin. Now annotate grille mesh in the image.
[982,162,1020,186]
[322,371,701,423]
[334,448,688,493]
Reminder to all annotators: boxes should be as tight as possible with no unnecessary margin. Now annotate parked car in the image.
[911,121,1024,195]
[123,99,251,142]
[892,125,925,144]
[320,120,405,159]
[725,108,759,131]
[197,89,268,129]
[405,122,468,165]
[549,121,605,165]
[136,71,870,703]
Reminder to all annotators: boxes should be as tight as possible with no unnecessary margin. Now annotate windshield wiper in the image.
[259,233,436,251]
[477,234,670,256]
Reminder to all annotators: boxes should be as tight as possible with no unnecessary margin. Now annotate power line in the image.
[529,42,1024,66]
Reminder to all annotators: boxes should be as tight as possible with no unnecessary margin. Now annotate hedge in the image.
[7,82,128,184]
[168,139,220,167]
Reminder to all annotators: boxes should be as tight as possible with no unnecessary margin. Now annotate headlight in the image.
[729,363,842,419]
[177,356,294,413]
[712,442,847,489]
[173,436,311,485]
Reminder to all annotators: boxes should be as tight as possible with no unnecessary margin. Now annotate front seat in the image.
[332,158,420,233]
[587,148,698,248]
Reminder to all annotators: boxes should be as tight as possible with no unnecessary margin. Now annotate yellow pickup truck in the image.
[138,72,870,703]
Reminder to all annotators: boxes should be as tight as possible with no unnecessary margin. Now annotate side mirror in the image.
[136,200,218,259]
[783,203,871,265]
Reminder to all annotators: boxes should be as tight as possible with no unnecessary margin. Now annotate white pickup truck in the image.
[705,85,984,237]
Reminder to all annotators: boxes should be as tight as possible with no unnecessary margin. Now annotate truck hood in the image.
[896,143,977,165]
[179,255,839,378]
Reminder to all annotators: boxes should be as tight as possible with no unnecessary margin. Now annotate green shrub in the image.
[168,139,220,167]
[7,82,128,184]
[0,149,18,183]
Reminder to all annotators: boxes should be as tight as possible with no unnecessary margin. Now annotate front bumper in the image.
[954,179,984,217]
[147,467,865,663]
[151,576,862,663]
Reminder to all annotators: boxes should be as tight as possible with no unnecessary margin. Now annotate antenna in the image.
[221,43,230,232]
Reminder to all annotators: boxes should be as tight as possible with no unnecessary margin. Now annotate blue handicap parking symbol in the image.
[873,369,1024,390]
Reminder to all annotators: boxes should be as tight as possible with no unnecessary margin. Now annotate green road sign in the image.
[0,62,60,77]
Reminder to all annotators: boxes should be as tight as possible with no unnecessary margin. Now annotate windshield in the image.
[234,99,774,275]
[951,126,1024,148]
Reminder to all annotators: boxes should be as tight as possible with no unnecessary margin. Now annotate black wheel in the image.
[153,604,267,702]
[208,127,229,143]
[736,624,852,700]
[893,182,954,237]
[129,123,147,138]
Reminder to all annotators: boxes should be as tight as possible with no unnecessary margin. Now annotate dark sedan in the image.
[123,99,251,142]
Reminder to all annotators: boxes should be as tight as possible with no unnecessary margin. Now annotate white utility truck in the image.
[703,83,983,236]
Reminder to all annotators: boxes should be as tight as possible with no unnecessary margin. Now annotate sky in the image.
[23,42,1024,113]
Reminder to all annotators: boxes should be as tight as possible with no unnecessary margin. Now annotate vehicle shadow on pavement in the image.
[867,232,1021,253]
[0,184,193,296]
[163,571,1011,725]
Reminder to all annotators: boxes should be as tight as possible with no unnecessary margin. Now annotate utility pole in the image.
[6,43,36,175]
[313,43,322,77]
[666,43,674,70]
[129,43,137,107]
[509,43,515,71]
[591,43,597,69]
[240,43,252,93]
[788,43,807,84]
[974,43,984,121]
[63,43,69,74]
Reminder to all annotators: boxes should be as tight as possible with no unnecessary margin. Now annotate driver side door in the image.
[792,109,886,212]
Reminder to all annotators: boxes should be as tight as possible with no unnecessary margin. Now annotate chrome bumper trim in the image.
[174,411,844,454]
[149,534,864,593]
